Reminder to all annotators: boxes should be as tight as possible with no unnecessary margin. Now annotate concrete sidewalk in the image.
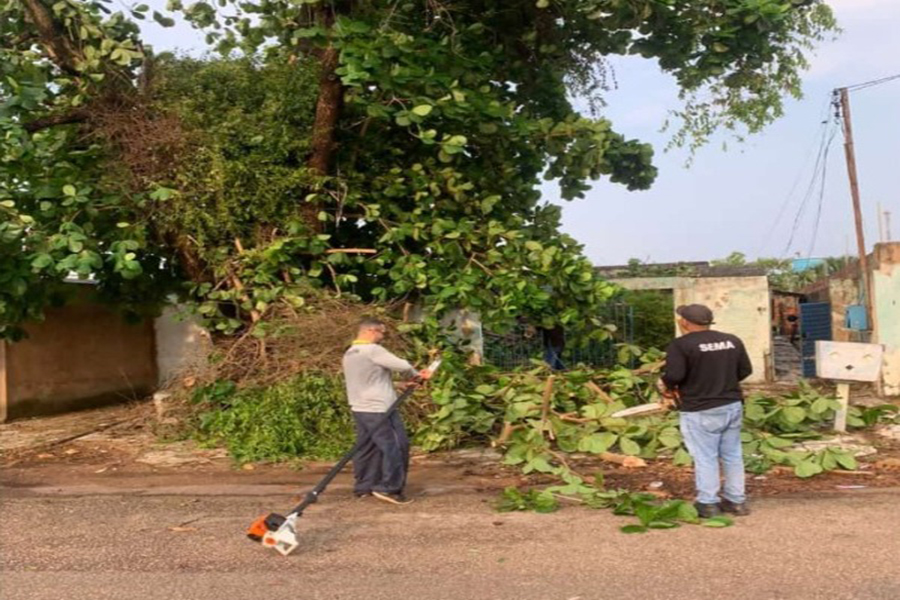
[1,481,898,600]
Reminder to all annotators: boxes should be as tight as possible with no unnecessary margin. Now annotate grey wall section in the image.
[2,299,157,420]
[610,276,772,383]
[154,306,212,386]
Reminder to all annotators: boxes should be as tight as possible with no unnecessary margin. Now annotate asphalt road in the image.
[2,481,899,600]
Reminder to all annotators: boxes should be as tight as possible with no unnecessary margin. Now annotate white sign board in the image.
[815,341,884,382]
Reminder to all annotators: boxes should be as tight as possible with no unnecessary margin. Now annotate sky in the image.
[137,0,900,266]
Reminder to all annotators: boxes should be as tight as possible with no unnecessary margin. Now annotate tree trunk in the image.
[308,46,342,175]
[21,0,83,75]
[304,6,344,231]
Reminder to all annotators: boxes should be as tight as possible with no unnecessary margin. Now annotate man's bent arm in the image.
[370,345,418,378]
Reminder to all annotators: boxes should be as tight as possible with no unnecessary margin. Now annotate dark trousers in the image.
[352,411,409,495]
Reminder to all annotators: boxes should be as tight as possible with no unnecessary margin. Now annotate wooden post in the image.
[834,382,851,433]
[838,88,874,335]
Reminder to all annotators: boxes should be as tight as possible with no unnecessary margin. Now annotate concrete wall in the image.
[611,276,771,383]
[871,243,900,396]
[2,299,158,420]
[827,278,862,343]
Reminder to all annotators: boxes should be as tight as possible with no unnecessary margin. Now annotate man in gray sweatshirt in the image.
[342,317,430,505]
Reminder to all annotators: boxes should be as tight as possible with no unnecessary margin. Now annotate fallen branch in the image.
[548,450,587,479]
[325,248,376,254]
[540,375,555,439]
[555,411,595,424]
[585,381,614,403]
[633,360,665,376]
[492,422,521,447]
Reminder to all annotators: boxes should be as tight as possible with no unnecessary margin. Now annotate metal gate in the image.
[799,302,832,378]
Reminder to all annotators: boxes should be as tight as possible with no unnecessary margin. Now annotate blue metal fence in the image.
[800,302,832,378]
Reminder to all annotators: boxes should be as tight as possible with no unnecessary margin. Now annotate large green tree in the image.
[1,0,836,340]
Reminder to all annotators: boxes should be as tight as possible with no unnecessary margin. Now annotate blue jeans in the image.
[679,402,746,505]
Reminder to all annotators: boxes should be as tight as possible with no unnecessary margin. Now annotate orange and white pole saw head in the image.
[247,512,300,556]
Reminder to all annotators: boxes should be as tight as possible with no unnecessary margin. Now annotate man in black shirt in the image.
[660,304,753,518]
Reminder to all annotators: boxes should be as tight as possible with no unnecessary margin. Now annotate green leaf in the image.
[794,459,824,478]
[658,430,682,448]
[676,502,699,523]
[579,431,617,454]
[764,436,792,449]
[31,254,54,269]
[536,0,550,8]
[63,185,77,197]
[835,452,858,471]
[701,516,734,528]
[648,521,679,529]
[673,447,693,466]
[811,397,831,414]
[620,524,647,534]
[782,406,807,424]
[528,456,554,473]
[619,437,641,456]
[412,104,433,116]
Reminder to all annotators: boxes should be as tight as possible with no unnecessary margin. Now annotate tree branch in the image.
[23,109,90,133]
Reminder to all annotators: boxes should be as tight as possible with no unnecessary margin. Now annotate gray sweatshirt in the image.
[342,343,418,413]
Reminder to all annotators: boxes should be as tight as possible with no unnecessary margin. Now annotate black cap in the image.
[676,304,714,326]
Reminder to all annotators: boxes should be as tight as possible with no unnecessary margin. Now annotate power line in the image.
[780,100,839,259]
[842,73,900,93]
[805,112,839,259]
[756,95,832,257]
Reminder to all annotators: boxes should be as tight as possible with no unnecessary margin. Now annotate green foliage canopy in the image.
[1,0,837,339]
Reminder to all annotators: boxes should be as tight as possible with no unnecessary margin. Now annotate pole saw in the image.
[246,357,442,556]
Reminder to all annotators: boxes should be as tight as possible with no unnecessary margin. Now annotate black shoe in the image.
[720,499,751,516]
[694,502,721,518]
[372,491,413,505]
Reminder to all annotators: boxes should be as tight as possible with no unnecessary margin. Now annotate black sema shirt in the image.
[662,330,753,412]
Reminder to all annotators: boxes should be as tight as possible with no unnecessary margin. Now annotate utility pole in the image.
[877,202,885,242]
[837,87,874,333]
[886,210,893,242]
